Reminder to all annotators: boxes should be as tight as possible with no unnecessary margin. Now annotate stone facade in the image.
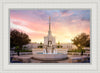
[44,35,55,46]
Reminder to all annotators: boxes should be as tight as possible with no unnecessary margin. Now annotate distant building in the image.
[23,43,40,51]
[23,42,90,51]
[59,43,77,49]
[23,42,77,51]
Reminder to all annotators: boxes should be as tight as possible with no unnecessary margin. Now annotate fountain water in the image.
[43,49,57,54]
[32,48,67,60]
[53,49,57,54]
[43,49,46,54]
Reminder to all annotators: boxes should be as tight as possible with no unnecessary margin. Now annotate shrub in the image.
[68,49,85,53]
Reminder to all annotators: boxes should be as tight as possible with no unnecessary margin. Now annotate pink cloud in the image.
[10,10,90,43]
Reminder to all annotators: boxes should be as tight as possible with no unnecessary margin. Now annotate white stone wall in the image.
[57,43,77,50]
[44,36,55,45]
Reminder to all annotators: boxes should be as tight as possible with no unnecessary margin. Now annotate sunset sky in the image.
[10,9,90,43]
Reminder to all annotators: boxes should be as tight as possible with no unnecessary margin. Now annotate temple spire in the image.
[49,16,51,32]
[48,16,51,36]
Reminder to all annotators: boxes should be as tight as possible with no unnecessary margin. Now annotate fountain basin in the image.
[32,53,67,61]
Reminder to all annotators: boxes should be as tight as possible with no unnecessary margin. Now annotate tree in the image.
[15,46,20,56]
[57,42,63,48]
[38,42,43,48]
[71,33,90,56]
[72,33,90,49]
[10,29,31,50]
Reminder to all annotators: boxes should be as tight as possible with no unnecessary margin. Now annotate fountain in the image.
[32,16,68,60]
[32,48,67,61]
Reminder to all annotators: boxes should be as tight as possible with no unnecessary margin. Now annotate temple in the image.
[44,16,55,46]
[44,16,55,53]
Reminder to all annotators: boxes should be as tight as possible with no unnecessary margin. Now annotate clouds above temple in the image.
[10,9,90,43]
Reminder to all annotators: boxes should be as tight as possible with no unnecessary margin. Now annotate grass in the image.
[20,50,32,52]
[68,49,86,53]
[14,49,32,52]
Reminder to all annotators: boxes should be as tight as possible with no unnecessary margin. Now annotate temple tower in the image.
[44,16,55,53]
[44,16,55,46]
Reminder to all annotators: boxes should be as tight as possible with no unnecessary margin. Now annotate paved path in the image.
[11,55,90,63]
